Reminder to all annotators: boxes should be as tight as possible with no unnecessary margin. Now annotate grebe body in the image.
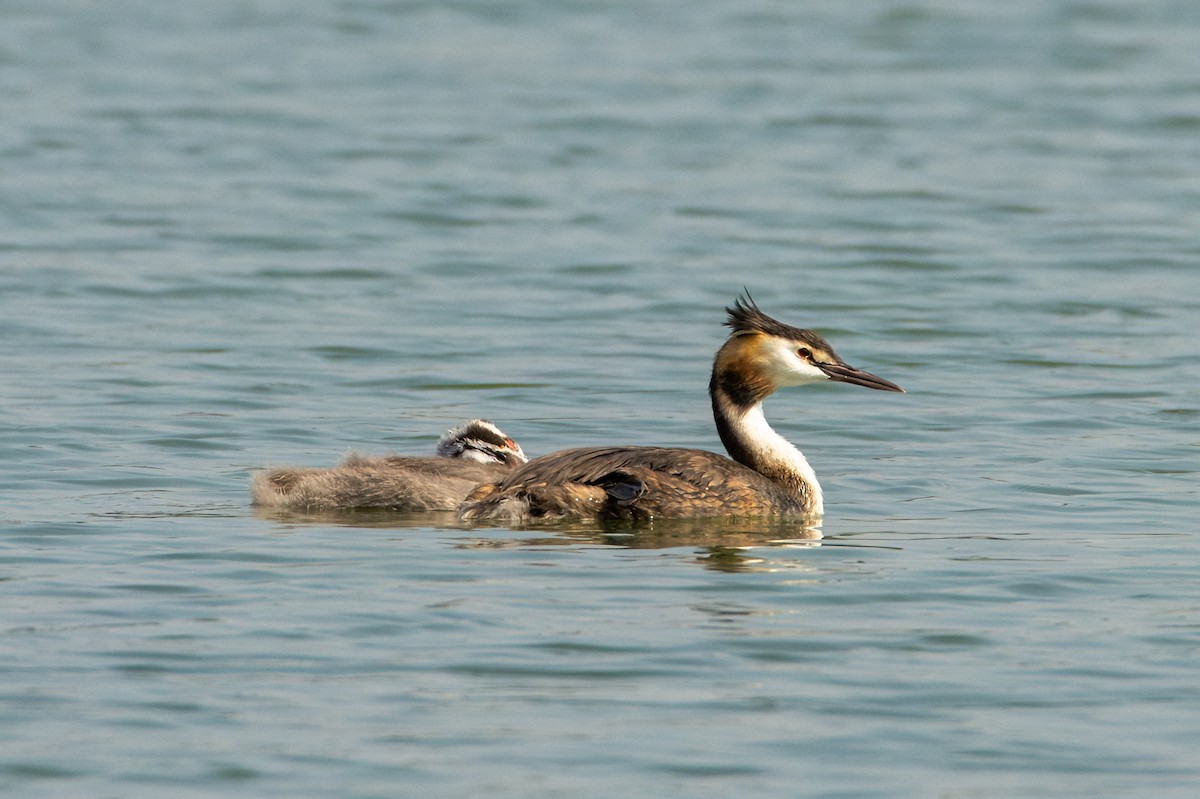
[458,296,901,523]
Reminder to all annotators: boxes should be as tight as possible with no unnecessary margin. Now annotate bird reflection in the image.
[253,506,822,571]
[458,517,824,573]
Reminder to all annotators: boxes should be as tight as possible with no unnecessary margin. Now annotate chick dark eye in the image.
[796,348,812,360]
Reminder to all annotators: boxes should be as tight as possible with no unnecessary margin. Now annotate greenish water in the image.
[3,1,1199,796]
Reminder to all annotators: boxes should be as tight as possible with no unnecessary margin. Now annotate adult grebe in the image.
[457,296,903,523]
[252,419,527,512]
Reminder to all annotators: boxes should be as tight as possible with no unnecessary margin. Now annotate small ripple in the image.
[774,112,886,128]
[143,437,231,452]
[1150,114,1200,130]
[255,267,393,280]
[411,381,549,391]
[1,762,84,780]
[534,114,653,133]
[80,283,268,300]
[675,205,750,219]
[650,762,765,778]
[137,550,311,564]
[447,662,670,680]
[183,233,334,252]
[308,345,398,361]
[112,583,209,595]
[210,764,262,782]
[382,210,485,227]
[559,262,635,275]
[911,632,991,648]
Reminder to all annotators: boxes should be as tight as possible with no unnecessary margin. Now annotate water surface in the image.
[3,1,1199,796]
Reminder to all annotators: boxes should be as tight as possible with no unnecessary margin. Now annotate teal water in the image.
[3,1,1199,796]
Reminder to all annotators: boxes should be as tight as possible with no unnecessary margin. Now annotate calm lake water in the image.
[3,0,1199,796]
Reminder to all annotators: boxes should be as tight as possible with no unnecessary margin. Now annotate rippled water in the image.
[3,1,1199,796]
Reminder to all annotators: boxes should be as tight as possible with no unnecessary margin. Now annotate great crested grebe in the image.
[252,419,527,512]
[457,295,903,523]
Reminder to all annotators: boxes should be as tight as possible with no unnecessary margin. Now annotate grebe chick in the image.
[457,295,903,523]
[252,419,527,512]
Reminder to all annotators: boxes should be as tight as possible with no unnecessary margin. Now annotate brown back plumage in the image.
[457,446,812,523]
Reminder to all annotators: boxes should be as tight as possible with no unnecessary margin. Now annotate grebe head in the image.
[716,294,904,403]
[435,419,528,466]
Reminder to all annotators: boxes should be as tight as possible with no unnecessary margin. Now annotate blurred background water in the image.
[2,0,1199,796]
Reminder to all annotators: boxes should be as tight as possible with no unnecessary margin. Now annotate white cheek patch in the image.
[762,338,828,386]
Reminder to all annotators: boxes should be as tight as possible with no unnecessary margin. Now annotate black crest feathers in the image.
[724,292,825,347]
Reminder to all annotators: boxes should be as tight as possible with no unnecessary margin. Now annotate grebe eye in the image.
[796,348,812,360]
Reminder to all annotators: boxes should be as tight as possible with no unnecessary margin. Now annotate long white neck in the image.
[712,388,824,516]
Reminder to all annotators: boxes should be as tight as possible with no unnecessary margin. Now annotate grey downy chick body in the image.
[252,419,527,512]
[457,296,902,524]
